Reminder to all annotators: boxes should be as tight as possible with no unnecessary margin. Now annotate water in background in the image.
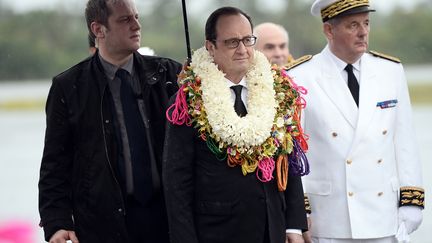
[0,80,430,242]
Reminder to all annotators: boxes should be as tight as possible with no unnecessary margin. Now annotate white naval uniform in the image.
[287,46,423,239]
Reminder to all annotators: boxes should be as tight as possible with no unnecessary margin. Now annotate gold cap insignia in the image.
[312,0,376,22]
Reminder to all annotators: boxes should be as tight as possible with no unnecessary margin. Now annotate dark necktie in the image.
[117,68,153,204]
[345,64,359,107]
[230,85,247,117]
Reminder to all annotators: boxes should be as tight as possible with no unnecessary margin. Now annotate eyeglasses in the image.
[213,36,257,49]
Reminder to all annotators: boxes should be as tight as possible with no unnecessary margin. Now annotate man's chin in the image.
[233,60,250,68]
[231,65,250,75]
[356,44,368,51]
[131,44,141,52]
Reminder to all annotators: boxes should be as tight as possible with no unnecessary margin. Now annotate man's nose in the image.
[236,41,247,53]
[131,17,141,31]
[358,24,369,36]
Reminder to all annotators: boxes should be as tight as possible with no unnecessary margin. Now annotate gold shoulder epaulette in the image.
[369,50,401,63]
[285,55,313,70]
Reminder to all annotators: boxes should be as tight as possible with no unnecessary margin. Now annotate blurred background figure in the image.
[254,22,293,66]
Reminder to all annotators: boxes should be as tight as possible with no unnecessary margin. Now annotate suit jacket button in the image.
[332,132,338,137]
[346,159,352,165]
[377,159,383,164]
[378,192,384,196]
[348,192,354,197]
[382,130,388,135]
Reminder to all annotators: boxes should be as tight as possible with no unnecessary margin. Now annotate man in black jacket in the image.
[38,0,181,242]
[163,7,307,243]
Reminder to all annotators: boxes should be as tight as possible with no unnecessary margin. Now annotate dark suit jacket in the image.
[163,109,307,243]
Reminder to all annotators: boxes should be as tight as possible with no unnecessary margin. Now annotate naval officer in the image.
[286,0,425,242]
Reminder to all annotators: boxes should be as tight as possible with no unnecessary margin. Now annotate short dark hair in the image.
[88,34,95,48]
[85,0,113,41]
[205,6,253,44]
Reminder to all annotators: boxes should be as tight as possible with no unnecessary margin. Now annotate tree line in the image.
[0,0,431,81]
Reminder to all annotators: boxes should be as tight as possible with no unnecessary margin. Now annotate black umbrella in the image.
[181,0,192,62]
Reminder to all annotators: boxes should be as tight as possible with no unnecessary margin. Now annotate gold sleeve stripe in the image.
[399,186,425,209]
[304,195,312,214]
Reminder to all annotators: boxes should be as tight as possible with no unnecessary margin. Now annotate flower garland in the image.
[167,47,309,190]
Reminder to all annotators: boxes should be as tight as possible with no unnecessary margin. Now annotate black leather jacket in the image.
[38,51,181,242]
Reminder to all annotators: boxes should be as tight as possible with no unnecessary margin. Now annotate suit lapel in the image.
[315,48,358,128]
[352,54,378,146]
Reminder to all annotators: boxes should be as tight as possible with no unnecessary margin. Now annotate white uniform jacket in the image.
[287,46,423,239]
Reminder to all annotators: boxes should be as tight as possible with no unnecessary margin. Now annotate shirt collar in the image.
[225,77,248,90]
[327,46,361,73]
[99,54,134,80]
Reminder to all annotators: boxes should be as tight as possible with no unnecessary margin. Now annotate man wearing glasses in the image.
[163,6,307,243]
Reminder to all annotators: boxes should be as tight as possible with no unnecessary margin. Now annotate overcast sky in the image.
[1,0,427,14]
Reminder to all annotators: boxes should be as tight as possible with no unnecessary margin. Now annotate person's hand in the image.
[398,206,423,234]
[286,232,305,243]
[49,229,79,243]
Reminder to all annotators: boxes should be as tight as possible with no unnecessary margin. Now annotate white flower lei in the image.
[190,47,277,149]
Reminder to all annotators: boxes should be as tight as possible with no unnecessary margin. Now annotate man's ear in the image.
[91,22,106,39]
[323,22,333,41]
[205,40,215,56]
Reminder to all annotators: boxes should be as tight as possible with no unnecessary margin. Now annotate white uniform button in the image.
[348,192,354,197]
[346,159,352,165]
[332,132,338,137]
[382,130,388,135]
[378,192,384,196]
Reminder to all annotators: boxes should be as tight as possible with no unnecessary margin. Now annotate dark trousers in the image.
[263,215,270,243]
[263,230,270,243]
[125,194,169,243]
